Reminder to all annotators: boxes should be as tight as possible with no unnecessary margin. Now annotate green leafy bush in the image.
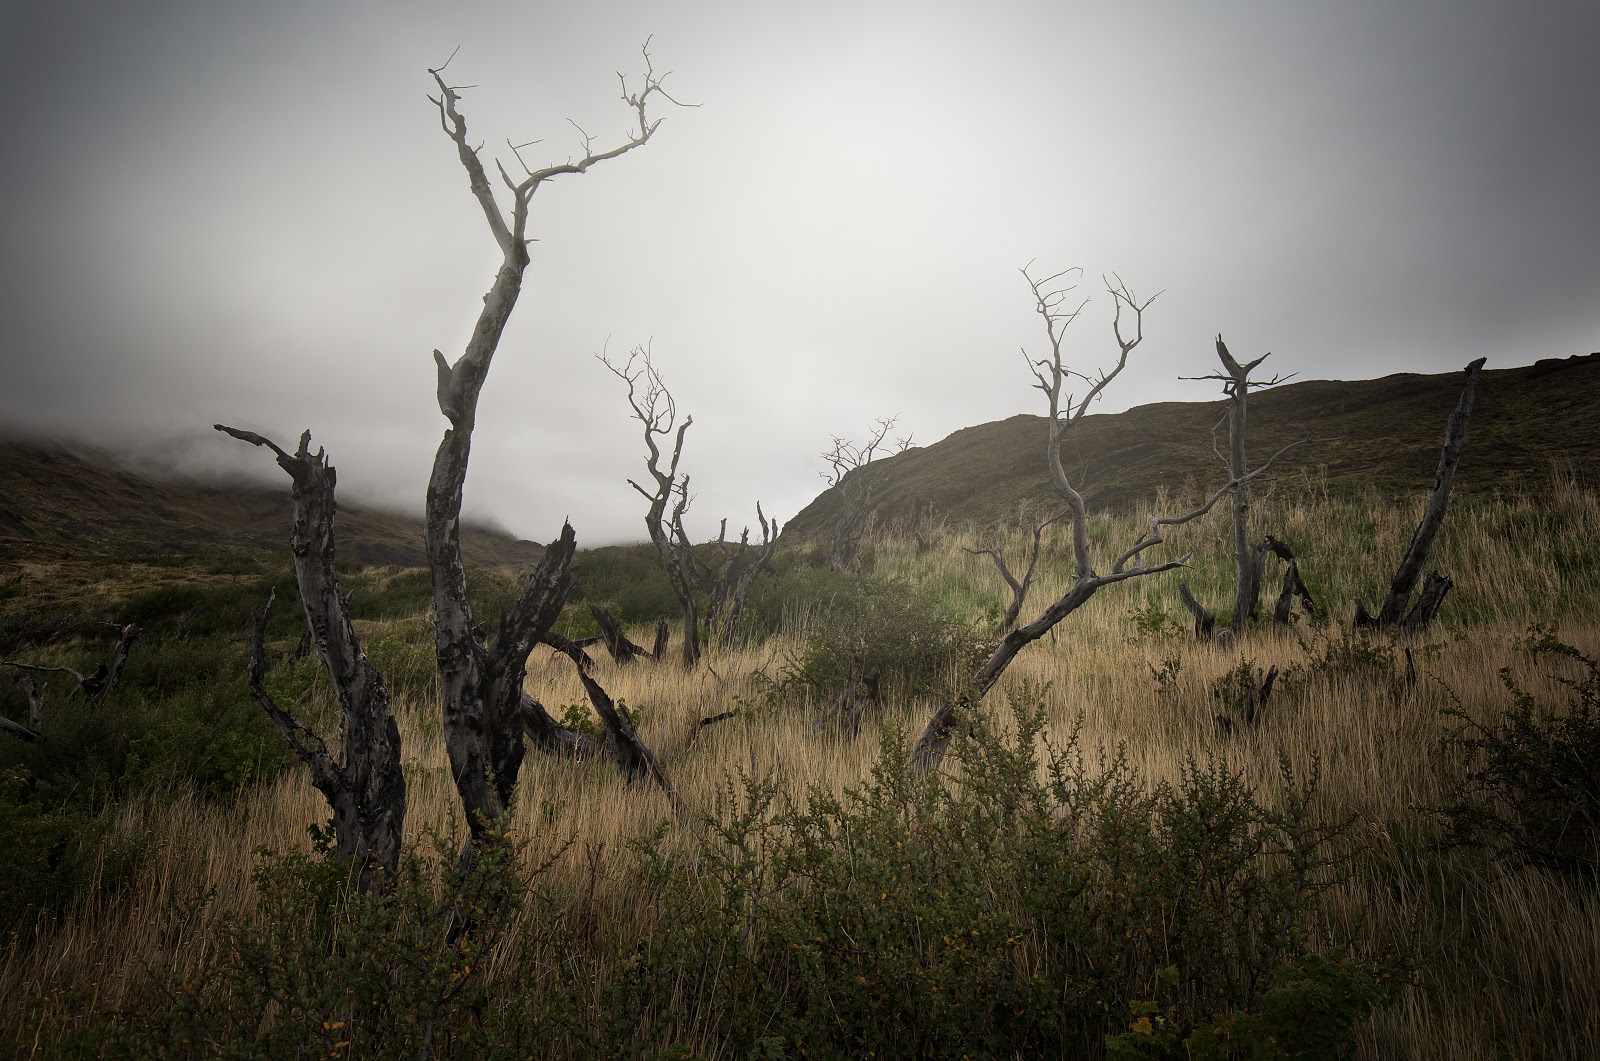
[630,695,1387,1059]
[780,576,989,703]
[84,693,1390,1059]
[1439,630,1600,882]
[101,826,547,1060]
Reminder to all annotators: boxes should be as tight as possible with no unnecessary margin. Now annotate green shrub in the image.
[100,826,548,1060]
[1438,629,1600,882]
[87,694,1389,1059]
[632,694,1386,1059]
[779,576,989,703]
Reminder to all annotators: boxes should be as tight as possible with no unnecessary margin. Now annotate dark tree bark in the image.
[215,428,406,891]
[810,647,878,735]
[0,707,39,743]
[545,636,682,814]
[589,604,650,665]
[2,622,142,703]
[17,677,42,728]
[1214,664,1278,734]
[519,692,602,759]
[1178,580,1218,640]
[423,51,679,861]
[704,505,779,649]
[1264,535,1318,626]
[1356,358,1486,633]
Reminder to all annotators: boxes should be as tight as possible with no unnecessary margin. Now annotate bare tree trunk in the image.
[216,428,406,891]
[0,710,39,742]
[17,677,42,728]
[97,623,141,700]
[3,621,143,703]
[588,604,649,665]
[603,349,704,668]
[1178,580,1218,640]
[706,505,779,649]
[1357,358,1486,632]
[519,692,601,759]
[423,54,672,861]
[545,636,681,813]
[1264,535,1318,626]
[605,350,778,662]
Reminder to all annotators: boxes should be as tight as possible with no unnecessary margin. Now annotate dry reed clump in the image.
[2,487,1598,1057]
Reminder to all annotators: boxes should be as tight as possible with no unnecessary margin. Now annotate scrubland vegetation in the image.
[1,475,1597,1058]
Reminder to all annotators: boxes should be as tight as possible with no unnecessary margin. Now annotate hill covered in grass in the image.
[785,352,1600,538]
[0,436,543,568]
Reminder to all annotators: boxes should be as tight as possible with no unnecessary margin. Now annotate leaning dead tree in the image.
[1355,357,1486,634]
[911,265,1190,773]
[604,346,778,665]
[822,416,908,573]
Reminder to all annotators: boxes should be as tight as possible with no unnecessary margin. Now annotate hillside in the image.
[785,353,1600,538]
[0,437,543,568]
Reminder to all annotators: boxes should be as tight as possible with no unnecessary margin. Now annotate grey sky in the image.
[2,0,1596,545]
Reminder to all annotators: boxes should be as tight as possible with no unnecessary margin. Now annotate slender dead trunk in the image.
[1357,358,1486,632]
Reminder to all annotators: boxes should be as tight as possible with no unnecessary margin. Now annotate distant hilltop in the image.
[785,353,1600,539]
[0,436,543,568]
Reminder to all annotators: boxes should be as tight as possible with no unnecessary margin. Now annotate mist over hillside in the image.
[0,434,543,568]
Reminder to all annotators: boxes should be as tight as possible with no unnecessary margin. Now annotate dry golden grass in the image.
[6,486,1600,1057]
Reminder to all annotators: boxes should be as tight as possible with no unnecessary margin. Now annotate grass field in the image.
[2,478,1598,1057]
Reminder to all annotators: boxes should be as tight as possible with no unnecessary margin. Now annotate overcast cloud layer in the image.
[2,0,1596,544]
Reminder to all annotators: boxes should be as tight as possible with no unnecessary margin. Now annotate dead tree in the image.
[588,603,651,664]
[1264,535,1319,626]
[702,506,780,648]
[822,416,908,573]
[604,347,778,663]
[1180,337,1301,635]
[2,621,146,741]
[964,509,1063,635]
[603,348,705,666]
[423,49,683,862]
[2,621,142,705]
[0,676,41,742]
[216,48,681,879]
[1356,357,1486,634]
[911,265,1191,773]
[212,429,407,892]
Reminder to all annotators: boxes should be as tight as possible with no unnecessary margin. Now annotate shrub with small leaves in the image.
[1438,629,1600,883]
[103,823,553,1060]
[780,576,989,704]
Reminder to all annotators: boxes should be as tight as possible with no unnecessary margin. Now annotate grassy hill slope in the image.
[0,437,543,568]
[785,352,1600,537]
